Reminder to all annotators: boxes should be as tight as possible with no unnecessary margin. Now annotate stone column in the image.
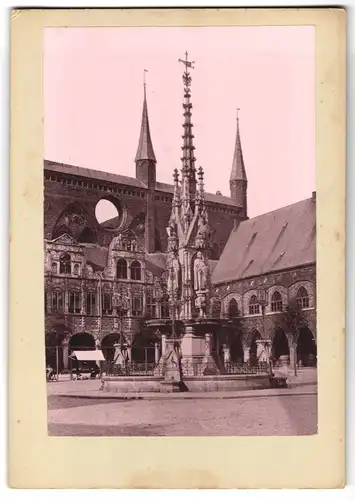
[161,334,167,357]
[204,333,212,356]
[127,346,132,363]
[62,339,69,370]
[223,344,231,365]
[154,342,160,364]
[243,346,250,363]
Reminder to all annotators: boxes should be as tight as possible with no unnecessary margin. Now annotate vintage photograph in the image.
[44,26,317,437]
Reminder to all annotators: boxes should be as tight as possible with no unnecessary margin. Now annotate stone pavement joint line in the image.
[49,384,317,401]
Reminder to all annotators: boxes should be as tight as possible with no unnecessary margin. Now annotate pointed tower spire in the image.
[230,109,247,182]
[135,71,157,191]
[135,73,156,164]
[135,71,157,253]
[230,109,248,217]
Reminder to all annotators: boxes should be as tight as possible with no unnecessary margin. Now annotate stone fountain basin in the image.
[102,373,271,393]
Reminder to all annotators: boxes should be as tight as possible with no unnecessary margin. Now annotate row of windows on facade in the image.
[47,291,169,318]
[51,254,143,281]
[227,288,310,318]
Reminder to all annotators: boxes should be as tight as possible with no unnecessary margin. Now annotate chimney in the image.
[312,191,316,202]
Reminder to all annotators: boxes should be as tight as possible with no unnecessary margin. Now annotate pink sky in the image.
[44,26,315,218]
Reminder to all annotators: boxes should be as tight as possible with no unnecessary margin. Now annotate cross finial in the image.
[143,69,148,86]
[237,108,240,121]
[179,51,195,70]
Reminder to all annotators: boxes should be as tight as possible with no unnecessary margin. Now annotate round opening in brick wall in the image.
[95,198,123,230]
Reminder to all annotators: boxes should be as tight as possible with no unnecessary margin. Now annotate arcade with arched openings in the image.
[272,328,290,364]
[297,327,317,366]
[68,332,96,370]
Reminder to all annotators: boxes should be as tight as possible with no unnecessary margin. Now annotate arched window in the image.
[117,259,128,279]
[59,253,71,275]
[249,295,260,315]
[130,261,142,281]
[227,298,239,318]
[51,262,57,274]
[271,291,283,312]
[73,264,80,276]
[296,286,309,309]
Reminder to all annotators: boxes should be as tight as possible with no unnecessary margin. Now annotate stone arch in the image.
[271,327,290,363]
[68,332,96,353]
[52,202,93,241]
[297,326,317,367]
[289,280,315,308]
[222,293,242,317]
[68,332,96,370]
[265,285,288,314]
[96,195,127,231]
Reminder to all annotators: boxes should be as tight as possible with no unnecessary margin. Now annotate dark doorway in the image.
[131,333,156,364]
[297,327,317,367]
[45,330,65,372]
[230,335,244,363]
[272,328,289,363]
[101,333,121,362]
[68,332,96,370]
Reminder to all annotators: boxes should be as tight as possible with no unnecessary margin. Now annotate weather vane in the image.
[143,69,148,86]
[178,51,195,70]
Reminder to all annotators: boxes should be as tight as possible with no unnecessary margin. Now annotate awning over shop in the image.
[72,350,105,361]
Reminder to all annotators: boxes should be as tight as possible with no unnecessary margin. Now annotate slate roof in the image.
[212,196,316,285]
[155,182,240,207]
[44,160,241,208]
[44,160,147,189]
[83,245,108,270]
[145,253,168,276]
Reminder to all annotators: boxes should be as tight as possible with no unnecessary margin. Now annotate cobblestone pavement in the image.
[48,392,317,436]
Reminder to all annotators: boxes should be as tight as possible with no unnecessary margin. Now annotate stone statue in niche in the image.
[195,292,207,318]
[195,212,211,249]
[167,252,181,296]
[193,252,210,291]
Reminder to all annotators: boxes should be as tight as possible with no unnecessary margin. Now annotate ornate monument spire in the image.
[179,51,197,216]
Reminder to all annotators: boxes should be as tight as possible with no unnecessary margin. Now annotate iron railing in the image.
[105,361,160,377]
